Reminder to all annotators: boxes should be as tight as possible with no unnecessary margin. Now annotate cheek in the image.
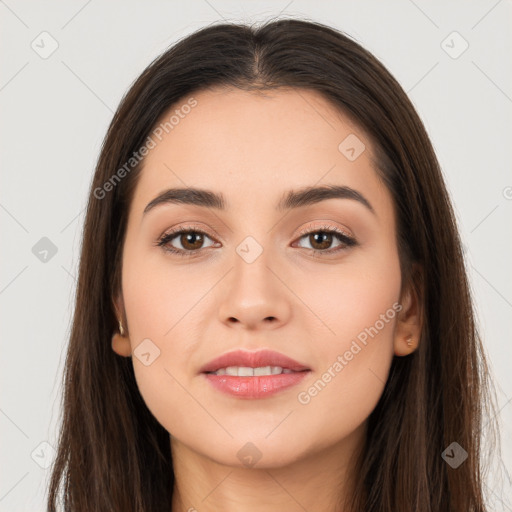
[291,249,401,443]
[120,246,207,423]
[122,244,206,341]
[295,242,402,352]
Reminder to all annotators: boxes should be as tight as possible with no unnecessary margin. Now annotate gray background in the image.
[1,0,511,510]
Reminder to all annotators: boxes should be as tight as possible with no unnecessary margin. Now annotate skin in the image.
[112,86,422,512]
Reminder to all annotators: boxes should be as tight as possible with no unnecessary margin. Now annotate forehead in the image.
[130,86,388,217]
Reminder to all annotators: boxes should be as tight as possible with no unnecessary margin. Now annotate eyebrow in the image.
[143,184,375,215]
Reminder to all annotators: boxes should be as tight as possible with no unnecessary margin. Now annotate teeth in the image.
[211,366,297,376]
[237,366,254,377]
[254,366,272,376]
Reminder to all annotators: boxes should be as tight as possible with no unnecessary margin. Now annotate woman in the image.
[46,18,499,511]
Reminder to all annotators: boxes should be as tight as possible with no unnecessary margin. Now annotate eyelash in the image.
[155,223,357,258]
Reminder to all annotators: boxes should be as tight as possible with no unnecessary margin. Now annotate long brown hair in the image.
[46,17,499,511]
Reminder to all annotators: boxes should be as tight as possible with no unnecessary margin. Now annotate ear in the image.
[394,264,423,356]
[111,292,132,358]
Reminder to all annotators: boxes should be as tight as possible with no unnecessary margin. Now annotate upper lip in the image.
[200,349,310,373]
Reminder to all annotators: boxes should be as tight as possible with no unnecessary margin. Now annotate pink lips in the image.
[200,349,311,399]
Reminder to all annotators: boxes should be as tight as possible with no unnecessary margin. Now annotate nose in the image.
[217,250,292,331]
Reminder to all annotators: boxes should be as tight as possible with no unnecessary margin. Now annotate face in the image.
[113,86,409,469]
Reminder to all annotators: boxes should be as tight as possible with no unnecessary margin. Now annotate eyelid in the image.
[156,222,222,243]
[158,221,353,242]
[296,221,354,239]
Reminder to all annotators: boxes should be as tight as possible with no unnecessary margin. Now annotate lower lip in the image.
[202,371,310,399]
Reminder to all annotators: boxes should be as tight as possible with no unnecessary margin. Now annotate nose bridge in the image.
[217,233,292,329]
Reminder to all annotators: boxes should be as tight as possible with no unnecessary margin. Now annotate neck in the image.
[170,423,365,512]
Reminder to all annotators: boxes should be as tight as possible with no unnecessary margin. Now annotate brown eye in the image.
[157,228,216,256]
[179,231,205,251]
[156,224,356,258]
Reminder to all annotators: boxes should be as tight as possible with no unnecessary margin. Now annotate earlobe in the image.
[112,331,132,357]
[394,333,418,356]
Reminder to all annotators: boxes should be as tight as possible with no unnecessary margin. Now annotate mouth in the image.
[199,348,311,375]
[199,349,311,399]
